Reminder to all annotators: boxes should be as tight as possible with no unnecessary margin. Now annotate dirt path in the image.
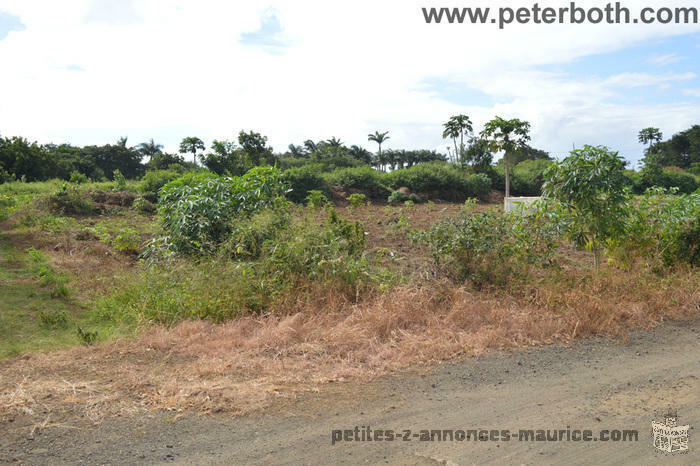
[2,319,699,465]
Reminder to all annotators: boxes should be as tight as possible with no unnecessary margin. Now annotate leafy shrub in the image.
[265,207,369,284]
[132,196,155,213]
[76,326,98,345]
[542,145,628,270]
[282,164,330,203]
[112,228,140,253]
[220,208,290,259]
[46,184,97,215]
[69,171,88,184]
[608,188,700,268]
[510,159,552,196]
[632,164,699,194]
[112,169,127,192]
[385,162,466,200]
[140,169,181,198]
[324,166,388,197]
[388,190,408,205]
[465,173,492,199]
[418,207,560,286]
[153,167,287,255]
[346,193,367,208]
[39,310,69,329]
[305,189,329,208]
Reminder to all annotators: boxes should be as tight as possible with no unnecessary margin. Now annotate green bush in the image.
[46,184,97,215]
[387,190,408,205]
[465,173,492,199]
[151,167,287,255]
[132,197,155,213]
[510,159,552,196]
[346,193,367,208]
[283,165,330,203]
[385,162,467,200]
[418,207,559,286]
[305,189,329,208]
[632,164,699,194]
[140,169,181,198]
[324,166,388,198]
[220,208,290,259]
[112,169,127,192]
[69,171,88,184]
[608,188,700,268]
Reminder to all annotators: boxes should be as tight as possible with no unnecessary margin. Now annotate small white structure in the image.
[504,196,541,213]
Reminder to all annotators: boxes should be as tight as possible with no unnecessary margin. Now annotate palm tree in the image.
[368,131,390,171]
[442,115,473,165]
[303,139,318,154]
[117,136,129,148]
[288,144,305,158]
[137,138,163,157]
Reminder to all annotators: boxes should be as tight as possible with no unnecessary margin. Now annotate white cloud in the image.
[0,0,698,166]
[682,87,700,97]
[646,53,685,66]
[604,72,696,87]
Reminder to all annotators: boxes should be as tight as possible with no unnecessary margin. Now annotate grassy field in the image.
[0,178,698,422]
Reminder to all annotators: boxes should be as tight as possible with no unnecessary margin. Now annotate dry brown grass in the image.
[2,267,697,424]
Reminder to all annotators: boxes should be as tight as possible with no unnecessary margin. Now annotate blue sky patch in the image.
[0,11,25,41]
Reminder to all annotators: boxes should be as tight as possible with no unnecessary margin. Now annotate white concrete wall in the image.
[504,196,541,213]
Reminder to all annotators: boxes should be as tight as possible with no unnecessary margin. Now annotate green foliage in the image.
[305,189,329,208]
[69,171,88,184]
[140,169,181,197]
[418,207,559,286]
[631,164,699,194]
[511,159,552,195]
[132,196,155,213]
[283,164,330,203]
[47,183,97,216]
[608,188,700,268]
[465,173,492,199]
[346,193,367,208]
[643,125,699,168]
[112,228,140,253]
[542,145,628,270]
[220,208,290,259]
[153,167,288,255]
[324,166,388,197]
[39,310,69,329]
[388,190,408,205]
[25,247,70,298]
[76,326,98,345]
[112,169,127,192]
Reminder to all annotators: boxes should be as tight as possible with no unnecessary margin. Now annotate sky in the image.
[0,0,698,167]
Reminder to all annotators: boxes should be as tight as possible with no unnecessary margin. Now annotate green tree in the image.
[179,137,205,165]
[238,130,275,166]
[464,137,493,173]
[638,127,663,150]
[138,139,164,157]
[480,116,531,199]
[442,115,473,166]
[542,145,628,271]
[368,131,390,171]
[644,125,699,168]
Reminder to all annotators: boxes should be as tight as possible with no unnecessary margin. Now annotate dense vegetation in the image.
[2,122,698,206]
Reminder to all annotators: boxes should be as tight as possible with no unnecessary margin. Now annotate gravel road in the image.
[2,319,699,465]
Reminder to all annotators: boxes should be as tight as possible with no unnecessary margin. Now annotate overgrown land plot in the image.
[0,145,698,431]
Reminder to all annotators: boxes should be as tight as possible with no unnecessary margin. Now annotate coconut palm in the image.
[368,131,390,171]
[137,139,163,157]
[442,115,473,165]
